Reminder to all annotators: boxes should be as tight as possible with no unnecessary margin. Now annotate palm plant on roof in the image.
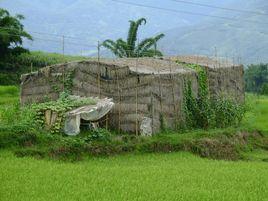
[101,18,165,58]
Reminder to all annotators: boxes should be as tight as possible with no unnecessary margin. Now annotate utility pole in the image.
[97,41,101,97]
[154,40,157,57]
[97,41,100,62]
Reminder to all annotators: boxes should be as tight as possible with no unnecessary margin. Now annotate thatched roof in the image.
[166,55,241,68]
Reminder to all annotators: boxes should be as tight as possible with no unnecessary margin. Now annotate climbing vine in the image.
[63,70,75,93]
[33,92,96,134]
[178,61,245,129]
[49,70,75,94]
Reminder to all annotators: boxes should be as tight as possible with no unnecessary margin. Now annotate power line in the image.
[0,28,97,48]
[0,26,93,42]
[109,0,268,25]
[170,0,268,16]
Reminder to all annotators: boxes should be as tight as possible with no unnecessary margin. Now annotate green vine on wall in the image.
[178,60,245,129]
[48,70,75,95]
[63,70,75,93]
[179,61,212,129]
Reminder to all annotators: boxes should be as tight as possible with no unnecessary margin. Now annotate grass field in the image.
[1,86,268,201]
[1,151,268,201]
[242,94,268,132]
[0,86,19,105]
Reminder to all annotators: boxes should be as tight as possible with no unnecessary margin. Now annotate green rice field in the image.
[0,86,268,201]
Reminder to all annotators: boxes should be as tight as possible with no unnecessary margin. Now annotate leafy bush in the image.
[212,97,246,128]
[184,82,246,129]
[84,128,112,142]
[32,92,96,134]
[0,73,20,85]
[0,131,38,148]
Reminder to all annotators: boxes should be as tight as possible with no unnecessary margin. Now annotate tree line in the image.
[244,63,268,95]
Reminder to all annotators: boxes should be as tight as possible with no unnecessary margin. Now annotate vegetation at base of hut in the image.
[179,61,246,129]
[102,18,165,58]
[0,90,96,134]
[32,92,96,134]
[1,86,268,162]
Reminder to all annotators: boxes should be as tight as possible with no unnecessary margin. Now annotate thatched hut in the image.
[21,56,244,135]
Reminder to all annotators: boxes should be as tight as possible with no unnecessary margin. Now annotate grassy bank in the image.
[0,86,268,161]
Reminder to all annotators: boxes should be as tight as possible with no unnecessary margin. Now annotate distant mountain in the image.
[159,0,268,64]
[2,0,267,64]
[0,0,235,55]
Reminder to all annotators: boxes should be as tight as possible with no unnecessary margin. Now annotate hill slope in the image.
[160,0,268,64]
[1,0,267,64]
[0,0,234,55]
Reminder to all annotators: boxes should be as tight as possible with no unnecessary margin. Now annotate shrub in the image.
[84,128,112,142]
[32,92,95,134]
[261,83,268,95]
[49,138,86,161]
[212,97,246,128]
[14,148,46,159]
[0,131,38,149]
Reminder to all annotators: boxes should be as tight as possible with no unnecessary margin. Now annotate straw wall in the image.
[21,58,243,134]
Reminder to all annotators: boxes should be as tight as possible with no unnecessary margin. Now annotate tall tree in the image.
[102,18,165,58]
[0,8,32,59]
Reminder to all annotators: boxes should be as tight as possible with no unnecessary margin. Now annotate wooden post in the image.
[135,50,139,135]
[115,66,121,133]
[157,65,163,113]
[97,41,101,97]
[62,65,65,92]
[106,114,109,130]
[169,58,177,129]
[150,90,154,134]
